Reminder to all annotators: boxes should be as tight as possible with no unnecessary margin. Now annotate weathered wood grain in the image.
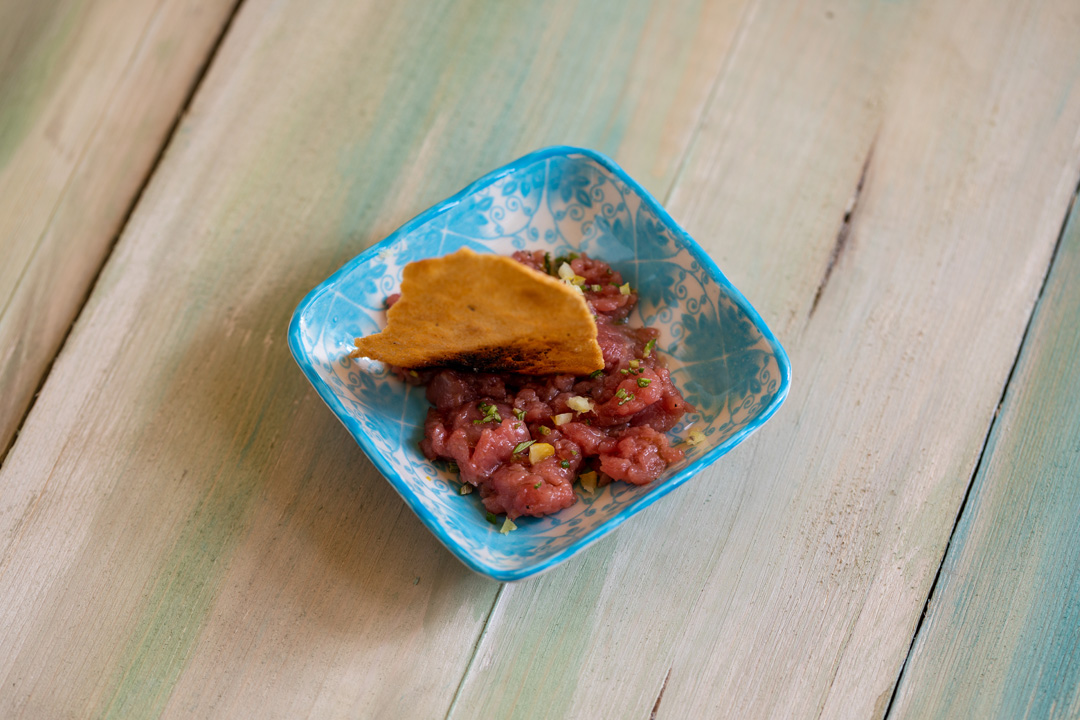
[888,193,1080,719]
[0,0,239,460]
[448,1,1080,718]
[0,0,749,716]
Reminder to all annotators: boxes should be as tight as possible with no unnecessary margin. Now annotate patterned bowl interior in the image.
[289,146,789,581]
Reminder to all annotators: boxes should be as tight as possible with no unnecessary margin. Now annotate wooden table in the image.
[2,1,1078,717]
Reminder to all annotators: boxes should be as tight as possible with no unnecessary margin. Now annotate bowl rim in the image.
[288,145,791,582]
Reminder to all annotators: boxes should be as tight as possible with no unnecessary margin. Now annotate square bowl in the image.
[288,146,790,581]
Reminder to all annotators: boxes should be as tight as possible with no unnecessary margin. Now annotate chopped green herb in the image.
[533,481,542,489]
[560,460,570,468]
[618,391,635,406]
[459,483,474,495]
[620,369,630,375]
[513,440,536,454]
[589,369,604,379]
[514,422,522,430]
[615,388,628,400]
[447,461,459,473]
[513,408,526,420]
[637,377,652,388]
[543,252,552,275]
[485,511,498,524]
[643,339,656,357]
[538,425,551,435]
[474,401,502,424]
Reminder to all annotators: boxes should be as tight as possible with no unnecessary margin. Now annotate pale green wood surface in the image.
[889,196,1080,718]
[0,0,1079,718]
[451,2,1080,717]
[0,1,747,717]
[0,0,238,458]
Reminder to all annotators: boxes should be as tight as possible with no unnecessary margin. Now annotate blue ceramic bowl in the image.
[288,146,790,581]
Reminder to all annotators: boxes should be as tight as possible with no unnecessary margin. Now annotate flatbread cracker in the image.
[350,248,604,374]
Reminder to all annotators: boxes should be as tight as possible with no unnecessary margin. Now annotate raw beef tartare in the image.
[395,251,694,520]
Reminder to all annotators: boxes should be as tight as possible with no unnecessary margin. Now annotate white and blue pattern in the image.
[288,146,790,582]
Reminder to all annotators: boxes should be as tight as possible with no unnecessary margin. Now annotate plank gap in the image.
[650,667,672,720]
[0,0,249,470]
[444,583,507,720]
[880,167,1080,720]
[808,132,877,320]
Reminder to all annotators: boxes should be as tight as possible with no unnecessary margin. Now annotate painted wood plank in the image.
[0,0,239,460]
[0,0,750,717]
[888,195,1080,718]
[448,1,1080,718]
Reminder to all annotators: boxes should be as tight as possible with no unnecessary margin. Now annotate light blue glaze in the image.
[288,146,790,581]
